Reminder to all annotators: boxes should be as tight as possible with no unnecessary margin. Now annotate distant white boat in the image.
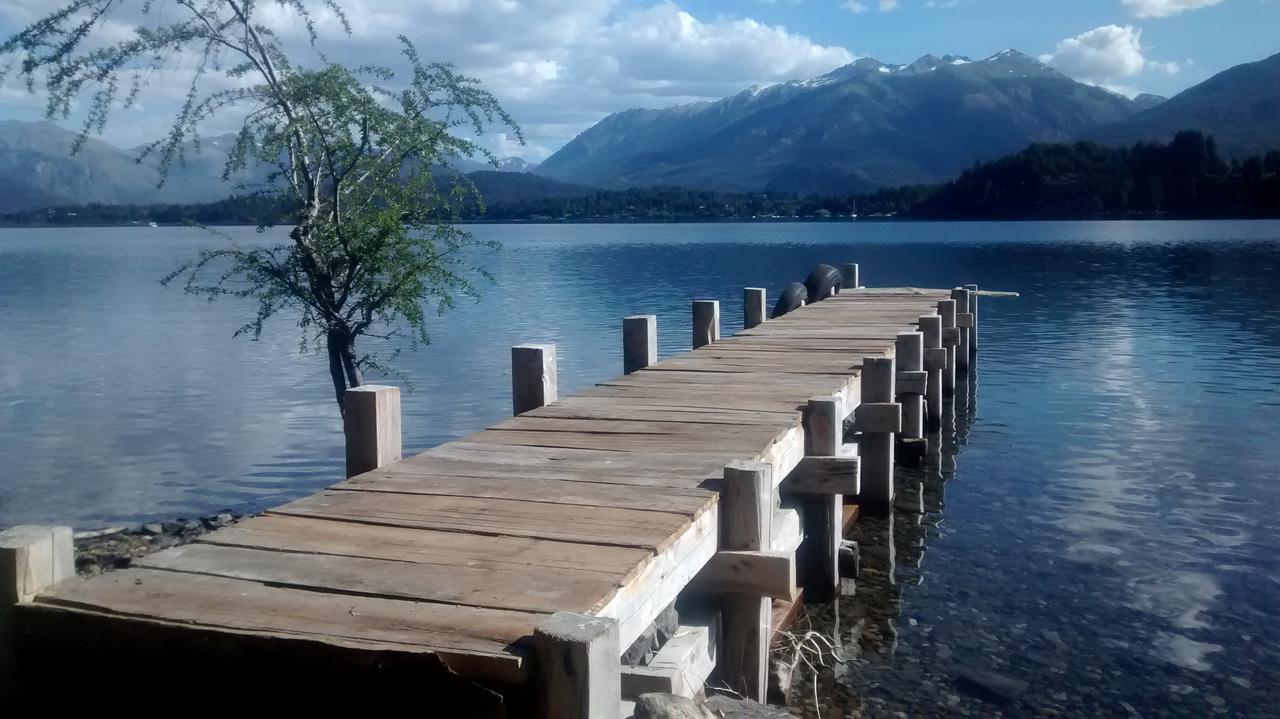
[148,221,158,228]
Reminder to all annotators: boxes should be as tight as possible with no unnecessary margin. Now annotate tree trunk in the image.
[326,328,349,415]
[341,341,363,389]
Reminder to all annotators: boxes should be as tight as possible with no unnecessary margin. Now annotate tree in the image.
[2,0,519,413]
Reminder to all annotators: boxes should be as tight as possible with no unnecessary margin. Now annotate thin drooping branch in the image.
[3,0,520,414]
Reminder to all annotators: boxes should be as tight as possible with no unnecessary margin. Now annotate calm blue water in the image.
[2,221,1279,714]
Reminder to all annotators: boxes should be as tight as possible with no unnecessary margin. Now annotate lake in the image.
[2,221,1279,714]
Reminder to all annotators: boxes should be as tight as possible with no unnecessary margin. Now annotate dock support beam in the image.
[964,283,979,354]
[799,396,842,603]
[920,315,944,429]
[937,299,957,396]
[693,300,720,349]
[717,460,773,702]
[952,287,972,372]
[344,385,403,478]
[856,358,899,518]
[1,525,75,704]
[895,332,925,441]
[623,315,657,375]
[535,612,620,719]
[744,288,766,330]
[512,343,558,416]
[841,263,860,290]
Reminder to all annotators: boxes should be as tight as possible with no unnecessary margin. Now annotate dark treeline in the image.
[912,131,1280,219]
[5,131,1276,226]
[466,184,933,222]
[0,194,294,227]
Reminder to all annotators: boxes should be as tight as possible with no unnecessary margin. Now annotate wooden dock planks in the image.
[20,287,953,694]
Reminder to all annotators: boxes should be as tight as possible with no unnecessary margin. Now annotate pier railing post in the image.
[512,343,558,415]
[535,612,621,719]
[919,314,944,429]
[717,460,773,701]
[344,384,403,478]
[623,315,657,375]
[1,525,74,702]
[799,396,842,603]
[855,357,899,518]
[692,300,720,349]
[895,332,925,441]
[964,283,979,354]
[744,288,766,330]
[952,287,972,372]
[840,263,860,290]
[937,299,958,396]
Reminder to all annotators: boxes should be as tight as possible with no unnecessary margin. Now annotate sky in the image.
[1,0,1277,162]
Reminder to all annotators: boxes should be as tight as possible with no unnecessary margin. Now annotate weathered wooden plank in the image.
[270,491,692,549]
[198,515,647,578]
[30,569,536,684]
[338,473,716,514]
[690,551,795,599]
[137,543,616,615]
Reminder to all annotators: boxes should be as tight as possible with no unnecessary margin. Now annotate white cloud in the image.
[843,0,898,11]
[1040,25,1151,81]
[0,0,855,161]
[1121,0,1225,18]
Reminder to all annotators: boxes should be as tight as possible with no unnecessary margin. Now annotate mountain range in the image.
[538,50,1280,194]
[1,49,1277,210]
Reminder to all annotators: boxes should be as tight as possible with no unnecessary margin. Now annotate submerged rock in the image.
[634,694,716,719]
[952,667,1028,703]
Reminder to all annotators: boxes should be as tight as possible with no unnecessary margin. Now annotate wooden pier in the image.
[1,274,983,717]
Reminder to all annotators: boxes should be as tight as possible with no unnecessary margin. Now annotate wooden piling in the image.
[343,385,402,478]
[744,288,767,330]
[717,460,773,701]
[919,315,944,429]
[692,300,721,349]
[1,525,74,702]
[535,612,621,719]
[799,396,842,603]
[895,332,925,440]
[964,283,979,353]
[623,315,658,375]
[512,343,558,415]
[856,357,898,518]
[840,263,860,290]
[937,299,957,395]
[951,287,971,372]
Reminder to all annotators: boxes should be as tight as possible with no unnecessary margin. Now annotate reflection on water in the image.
[2,221,1280,712]
[790,233,1280,715]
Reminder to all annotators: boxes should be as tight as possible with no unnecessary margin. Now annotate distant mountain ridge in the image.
[1086,52,1280,159]
[0,120,543,212]
[536,50,1148,194]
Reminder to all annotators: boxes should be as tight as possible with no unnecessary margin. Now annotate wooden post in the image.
[692,300,720,349]
[937,299,957,396]
[535,612,621,719]
[964,283,979,354]
[623,315,657,375]
[717,460,772,702]
[895,332,925,440]
[858,357,897,518]
[799,396,841,603]
[743,288,766,330]
[840,263,860,290]
[512,343,558,415]
[919,315,944,429]
[343,384,402,478]
[1,525,74,702]
[951,287,971,372]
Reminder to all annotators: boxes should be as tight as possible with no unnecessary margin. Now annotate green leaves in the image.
[5,1,520,408]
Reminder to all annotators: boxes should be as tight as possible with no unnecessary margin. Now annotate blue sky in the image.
[1,0,1277,159]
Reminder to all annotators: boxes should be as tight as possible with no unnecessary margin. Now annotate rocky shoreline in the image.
[72,511,245,576]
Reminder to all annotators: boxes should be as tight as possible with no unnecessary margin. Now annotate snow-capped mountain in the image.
[537,50,1147,193]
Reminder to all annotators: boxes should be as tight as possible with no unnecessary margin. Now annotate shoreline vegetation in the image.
[3,132,1278,228]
